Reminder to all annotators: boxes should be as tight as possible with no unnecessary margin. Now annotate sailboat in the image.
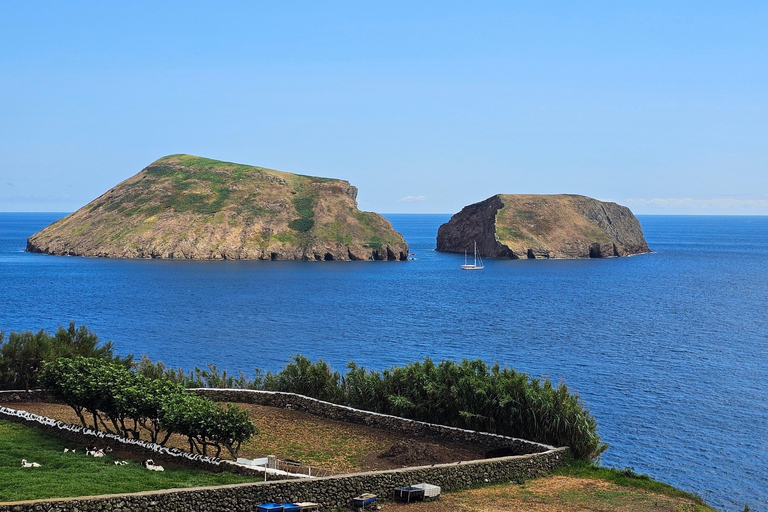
[461,241,484,270]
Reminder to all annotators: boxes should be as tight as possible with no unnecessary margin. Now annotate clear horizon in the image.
[1,2,766,215]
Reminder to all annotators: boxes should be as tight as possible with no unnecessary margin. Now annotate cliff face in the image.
[27,155,408,261]
[436,194,650,259]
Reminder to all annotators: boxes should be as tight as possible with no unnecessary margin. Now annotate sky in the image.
[1,1,766,215]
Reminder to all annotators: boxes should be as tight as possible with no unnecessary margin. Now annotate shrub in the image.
[39,357,256,459]
[0,323,130,391]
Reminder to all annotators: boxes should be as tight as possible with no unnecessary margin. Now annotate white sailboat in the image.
[461,241,484,270]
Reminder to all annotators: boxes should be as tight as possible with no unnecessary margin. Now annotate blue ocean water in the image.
[1,212,767,511]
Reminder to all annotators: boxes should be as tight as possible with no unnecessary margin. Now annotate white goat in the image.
[21,459,41,468]
[142,459,164,471]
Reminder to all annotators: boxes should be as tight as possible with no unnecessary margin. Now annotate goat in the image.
[21,459,41,468]
[142,459,164,471]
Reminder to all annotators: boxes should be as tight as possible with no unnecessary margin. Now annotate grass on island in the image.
[0,420,257,503]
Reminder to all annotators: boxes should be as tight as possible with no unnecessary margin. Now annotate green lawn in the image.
[0,420,258,503]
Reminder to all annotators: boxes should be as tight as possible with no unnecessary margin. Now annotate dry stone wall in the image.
[0,389,568,511]
[191,388,554,455]
[0,449,568,512]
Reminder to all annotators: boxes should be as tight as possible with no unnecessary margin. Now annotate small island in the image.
[26,155,409,261]
[436,194,650,259]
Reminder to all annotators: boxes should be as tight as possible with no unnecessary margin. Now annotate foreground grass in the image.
[381,463,718,512]
[0,420,257,503]
[554,460,711,505]
[1,419,718,511]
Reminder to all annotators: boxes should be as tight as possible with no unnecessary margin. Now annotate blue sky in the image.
[1,1,766,214]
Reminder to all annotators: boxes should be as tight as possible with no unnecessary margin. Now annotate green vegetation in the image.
[315,221,354,245]
[137,355,606,462]
[39,357,256,459]
[0,420,255,502]
[288,190,316,233]
[363,235,384,251]
[0,323,131,391]
[155,154,268,179]
[496,224,524,241]
[2,324,602,462]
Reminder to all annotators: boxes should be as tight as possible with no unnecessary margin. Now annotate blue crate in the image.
[352,493,377,508]
[257,504,284,512]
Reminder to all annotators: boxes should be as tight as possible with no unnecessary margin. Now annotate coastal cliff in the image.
[436,194,650,259]
[27,155,408,261]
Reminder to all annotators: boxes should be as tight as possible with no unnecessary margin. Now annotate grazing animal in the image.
[21,459,41,468]
[142,459,164,471]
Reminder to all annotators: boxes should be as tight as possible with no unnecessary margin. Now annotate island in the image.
[26,155,409,261]
[436,194,650,259]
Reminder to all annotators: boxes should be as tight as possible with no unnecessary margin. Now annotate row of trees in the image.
[39,357,257,459]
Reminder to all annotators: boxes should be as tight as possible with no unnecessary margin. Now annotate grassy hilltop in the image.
[27,155,408,261]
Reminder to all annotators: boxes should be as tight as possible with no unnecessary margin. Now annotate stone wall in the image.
[0,448,568,512]
[0,389,55,403]
[0,389,569,511]
[0,404,274,478]
[191,388,554,455]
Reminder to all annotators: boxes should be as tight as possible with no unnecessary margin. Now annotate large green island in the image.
[26,155,409,261]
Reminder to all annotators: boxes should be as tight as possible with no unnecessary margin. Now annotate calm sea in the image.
[1,212,766,511]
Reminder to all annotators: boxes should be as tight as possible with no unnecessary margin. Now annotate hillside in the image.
[436,194,650,259]
[26,155,408,261]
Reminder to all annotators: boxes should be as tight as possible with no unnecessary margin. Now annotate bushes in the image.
[134,354,606,462]
[38,357,257,459]
[341,358,606,462]
[0,323,130,391]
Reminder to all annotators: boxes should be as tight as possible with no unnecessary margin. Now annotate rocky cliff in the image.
[27,155,408,261]
[436,194,650,259]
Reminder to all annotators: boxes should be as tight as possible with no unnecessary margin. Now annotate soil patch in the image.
[10,402,484,473]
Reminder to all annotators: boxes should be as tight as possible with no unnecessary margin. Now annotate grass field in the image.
[0,420,256,503]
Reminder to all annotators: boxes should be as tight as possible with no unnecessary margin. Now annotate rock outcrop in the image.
[436,194,650,259]
[27,155,408,261]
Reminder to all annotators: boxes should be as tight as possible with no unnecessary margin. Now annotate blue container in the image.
[257,504,284,512]
[282,505,300,512]
[352,494,377,507]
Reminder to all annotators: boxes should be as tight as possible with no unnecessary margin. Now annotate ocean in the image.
[1,212,766,511]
